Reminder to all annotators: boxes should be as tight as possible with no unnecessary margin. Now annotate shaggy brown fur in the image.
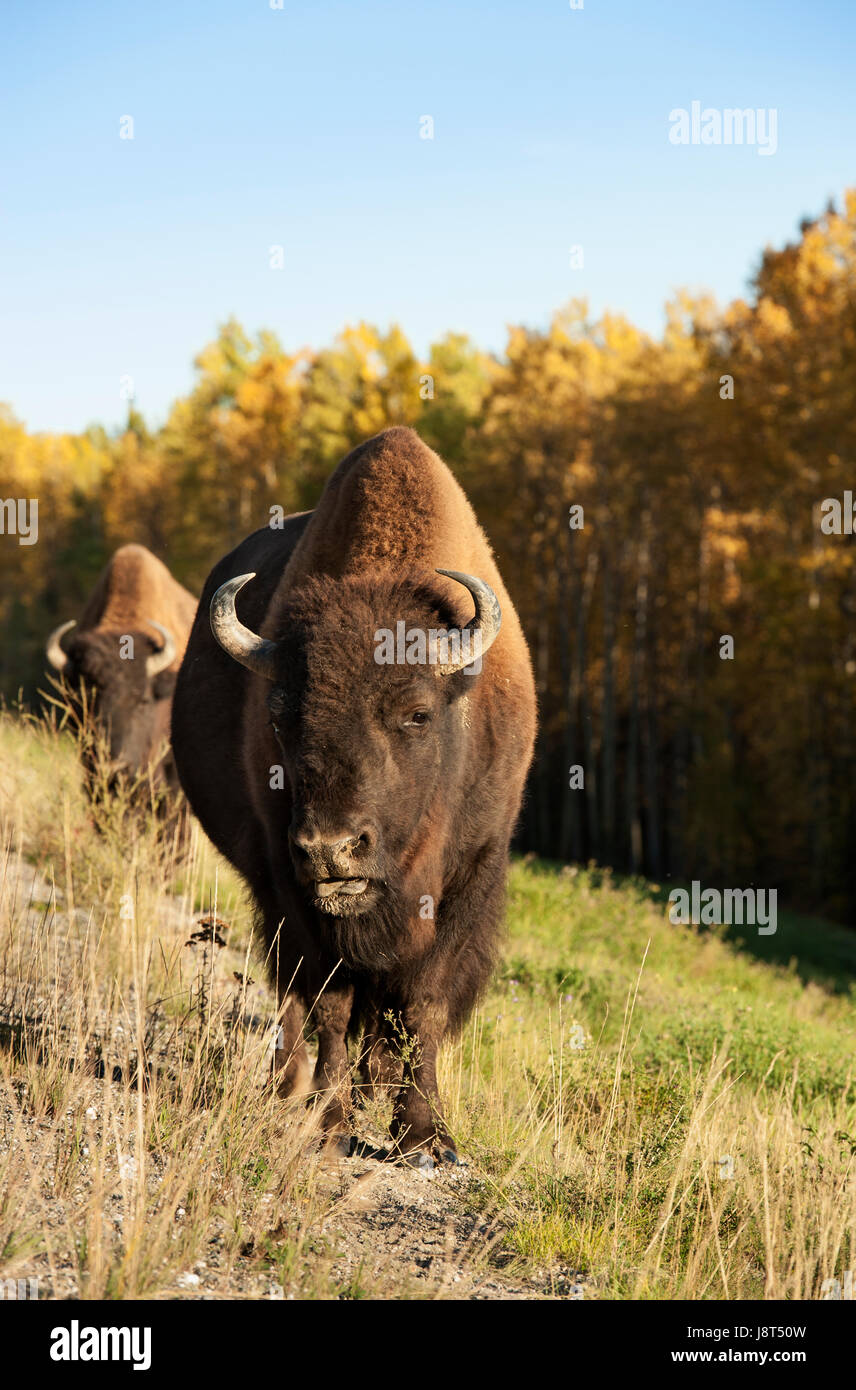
[172,429,536,1165]
[51,544,197,788]
[77,544,197,663]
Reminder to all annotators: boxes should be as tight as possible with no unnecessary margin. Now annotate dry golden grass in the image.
[0,705,854,1300]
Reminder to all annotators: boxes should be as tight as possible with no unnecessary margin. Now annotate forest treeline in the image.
[3,192,856,920]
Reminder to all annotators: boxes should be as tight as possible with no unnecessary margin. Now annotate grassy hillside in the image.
[0,708,854,1300]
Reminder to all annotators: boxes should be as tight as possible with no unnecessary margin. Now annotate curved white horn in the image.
[434,569,502,675]
[46,620,76,672]
[210,573,279,680]
[145,621,177,678]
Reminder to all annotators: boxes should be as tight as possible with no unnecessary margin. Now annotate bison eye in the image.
[403,710,431,729]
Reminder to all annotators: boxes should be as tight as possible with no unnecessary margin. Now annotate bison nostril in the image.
[330,833,368,857]
[347,829,375,855]
[290,835,318,863]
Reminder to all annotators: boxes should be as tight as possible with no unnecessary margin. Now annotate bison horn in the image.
[210,573,279,680]
[145,621,177,678]
[45,619,76,672]
[434,569,502,674]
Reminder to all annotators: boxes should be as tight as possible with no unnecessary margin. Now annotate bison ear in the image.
[152,669,178,701]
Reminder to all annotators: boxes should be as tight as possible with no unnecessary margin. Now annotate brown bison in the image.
[46,544,197,794]
[171,428,536,1165]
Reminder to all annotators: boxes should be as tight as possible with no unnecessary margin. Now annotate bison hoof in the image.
[440,1147,460,1166]
[321,1133,356,1160]
[403,1150,435,1172]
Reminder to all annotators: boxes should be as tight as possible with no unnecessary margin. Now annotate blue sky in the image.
[2,0,853,434]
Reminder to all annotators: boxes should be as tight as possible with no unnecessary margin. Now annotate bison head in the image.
[45,621,177,779]
[209,569,501,964]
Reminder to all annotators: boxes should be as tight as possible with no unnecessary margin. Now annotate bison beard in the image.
[317,878,414,973]
[171,427,537,1166]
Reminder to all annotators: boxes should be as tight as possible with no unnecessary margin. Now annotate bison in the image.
[171,428,536,1166]
[46,544,197,797]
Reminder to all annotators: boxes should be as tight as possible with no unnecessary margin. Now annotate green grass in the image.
[501,860,856,1100]
[440,858,856,1297]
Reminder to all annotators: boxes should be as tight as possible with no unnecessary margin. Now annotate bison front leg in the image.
[311,983,355,1155]
[272,994,312,1100]
[389,844,508,1167]
[390,1002,458,1169]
